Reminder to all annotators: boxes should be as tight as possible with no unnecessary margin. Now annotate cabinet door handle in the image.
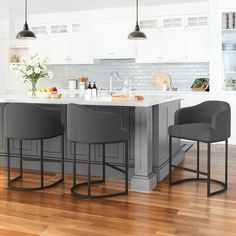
[65,56,72,61]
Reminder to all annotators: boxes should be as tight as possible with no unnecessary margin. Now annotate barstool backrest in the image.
[67,104,124,144]
[175,100,230,123]
[4,103,63,140]
[191,101,230,123]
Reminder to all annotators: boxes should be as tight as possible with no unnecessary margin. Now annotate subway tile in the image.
[47,59,209,90]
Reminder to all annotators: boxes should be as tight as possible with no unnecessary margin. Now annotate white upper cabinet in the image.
[185,16,209,62]
[136,19,162,63]
[136,15,209,63]
[69,23,93,64]
[28,22,92,64]
[28,36,51,59]
[46,34,70,64]
[161,17,185,62]
[161,29,186,62]
[14,10,209,64]
[92,18,136,59]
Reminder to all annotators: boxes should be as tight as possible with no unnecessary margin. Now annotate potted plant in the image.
[10,55,54,97]
[191,78,209,92]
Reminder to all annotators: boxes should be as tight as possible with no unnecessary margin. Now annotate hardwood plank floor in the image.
[0,142,236,236]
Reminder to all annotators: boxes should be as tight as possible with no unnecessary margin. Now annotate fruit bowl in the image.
[35,92,52,98]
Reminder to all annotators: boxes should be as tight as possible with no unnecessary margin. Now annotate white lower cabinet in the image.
[212,95,236,144]
[180,93,210,108]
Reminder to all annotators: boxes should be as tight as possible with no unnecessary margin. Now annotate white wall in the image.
[0,6,9,95]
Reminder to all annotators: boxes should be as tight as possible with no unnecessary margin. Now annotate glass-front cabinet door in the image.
[222,12,236,91]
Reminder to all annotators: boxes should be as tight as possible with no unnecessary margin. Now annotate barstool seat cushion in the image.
[4,103,63,140]
[67,104,128,144]
[169,122,219,143]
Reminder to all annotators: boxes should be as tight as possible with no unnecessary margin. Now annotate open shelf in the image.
[9,47,29,64]
[224,71,236,74]
[222,29,236,32]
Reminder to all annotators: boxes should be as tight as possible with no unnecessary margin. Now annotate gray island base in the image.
[0,95,184,193]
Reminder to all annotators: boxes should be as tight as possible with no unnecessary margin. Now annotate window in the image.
[51,24,68,34]
[163,18,182,28]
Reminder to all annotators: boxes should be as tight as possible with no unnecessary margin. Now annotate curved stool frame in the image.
[7,134,64,191]
[71,141,129,199]
[169,137,228,197]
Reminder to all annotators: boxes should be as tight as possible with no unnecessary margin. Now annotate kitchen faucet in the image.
[109,71,119,95]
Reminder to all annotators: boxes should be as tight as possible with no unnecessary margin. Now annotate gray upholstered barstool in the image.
[4,103,64,191]
[168,101,231,197]
[67,104,129,199]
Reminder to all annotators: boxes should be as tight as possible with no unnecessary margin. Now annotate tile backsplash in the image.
[43,59,209,91]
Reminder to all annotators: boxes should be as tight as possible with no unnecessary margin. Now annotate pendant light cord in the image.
[25,0,27,24]
[136,0,139,25]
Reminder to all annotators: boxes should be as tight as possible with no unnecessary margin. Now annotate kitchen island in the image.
[0,95,184,192]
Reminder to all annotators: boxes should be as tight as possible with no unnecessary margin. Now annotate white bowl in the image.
[35,92,52,98]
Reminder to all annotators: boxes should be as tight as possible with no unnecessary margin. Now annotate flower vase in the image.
[29,81,38,98]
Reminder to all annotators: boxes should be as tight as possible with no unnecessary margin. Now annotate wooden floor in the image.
[0,143,236,236]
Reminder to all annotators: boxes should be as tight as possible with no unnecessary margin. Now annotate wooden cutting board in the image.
[112,96,130,101]
[154,73,172,89]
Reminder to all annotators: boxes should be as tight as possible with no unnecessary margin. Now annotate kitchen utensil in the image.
[78,77,88,91]
[154,73,172,90]
[68,79,77,90]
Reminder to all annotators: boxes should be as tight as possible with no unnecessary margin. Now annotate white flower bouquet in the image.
[11,55,54,97]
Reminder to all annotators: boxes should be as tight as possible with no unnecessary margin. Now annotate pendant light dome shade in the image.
[128,0,147,40]
[16,0,36,39]
[128,24,147,40]
[16,23,36,39]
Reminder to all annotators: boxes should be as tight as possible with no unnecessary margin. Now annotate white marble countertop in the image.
[0,95,180,107]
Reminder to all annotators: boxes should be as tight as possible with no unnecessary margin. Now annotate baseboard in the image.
[154,149,185,182]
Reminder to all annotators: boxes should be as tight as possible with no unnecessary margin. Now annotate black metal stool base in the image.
[71,179,128,199]
[169,137,228,197]
[71,142,129,200]
[170,177,227,197]
[8,175,64,192]
[7,135,65,192]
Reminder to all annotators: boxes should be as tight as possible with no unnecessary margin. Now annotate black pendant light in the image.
[16,0,36,39]
[128,0,147,40]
